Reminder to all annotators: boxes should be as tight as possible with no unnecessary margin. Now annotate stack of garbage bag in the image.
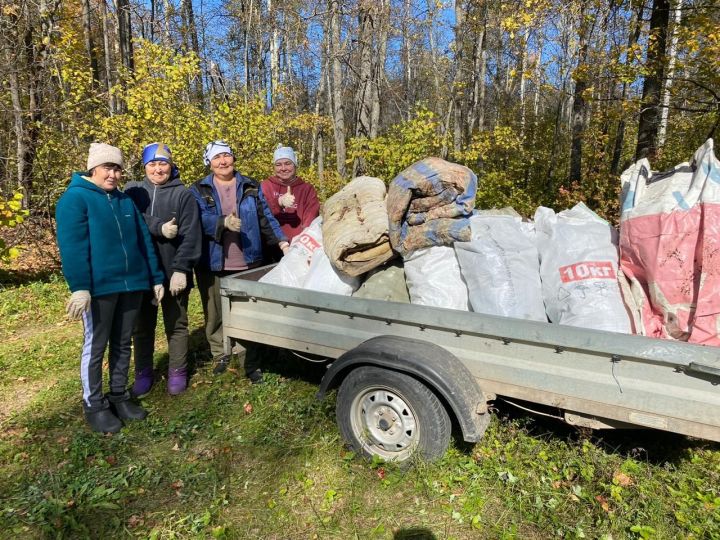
[256,150,720,340]
[619,139,720,345]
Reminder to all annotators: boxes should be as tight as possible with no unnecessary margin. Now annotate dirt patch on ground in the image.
[0,377,57,432]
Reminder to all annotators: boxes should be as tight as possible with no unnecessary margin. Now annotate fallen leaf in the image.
[171,480,184,490]
[595,494,610,512]
[127,515,143,528]
[172,442,180,451]
[376,467,386,480]
[243,402,253,414]
[613,471,633,487]
[105,455,117,466]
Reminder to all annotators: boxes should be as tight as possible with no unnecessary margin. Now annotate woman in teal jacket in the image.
[56,143,165,434]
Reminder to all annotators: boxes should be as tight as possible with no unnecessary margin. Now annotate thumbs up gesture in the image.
[161,216,178,239]
[278,185,295,209]
[224,210,242,232]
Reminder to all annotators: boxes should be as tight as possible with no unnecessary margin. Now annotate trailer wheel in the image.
[336,366,451,463]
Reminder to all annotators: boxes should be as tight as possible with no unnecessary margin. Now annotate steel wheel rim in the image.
[350,386,419,461]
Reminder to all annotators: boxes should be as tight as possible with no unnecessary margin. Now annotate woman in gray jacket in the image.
[125,143,201,395]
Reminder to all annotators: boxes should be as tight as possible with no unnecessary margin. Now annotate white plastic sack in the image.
[403,246,470,311]
[259,217,324,288]
[302,248,360,295]
[455,214,546,321]
[534,203,632,333]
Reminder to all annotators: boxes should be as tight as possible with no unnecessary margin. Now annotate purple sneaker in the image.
[132,366,154,397]
[167,367,187,396]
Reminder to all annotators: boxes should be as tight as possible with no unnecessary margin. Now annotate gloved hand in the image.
[161,217,178,239]
[169,272,187,296]
[151,284,165,306]
[280,241,290,255]
[224,211,242,232]
[66,290,91,320]
[278,186,295,209]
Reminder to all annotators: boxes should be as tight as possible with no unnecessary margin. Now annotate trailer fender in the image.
[317,335,490,442]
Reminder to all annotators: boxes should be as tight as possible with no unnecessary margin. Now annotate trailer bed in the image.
[221,266,720,443]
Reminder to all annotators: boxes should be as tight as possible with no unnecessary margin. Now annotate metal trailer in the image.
[221,266,720,463]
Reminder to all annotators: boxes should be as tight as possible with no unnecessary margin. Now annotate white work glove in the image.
[224,211,242,232]
[152,284,165,306]
[169,272,187,296]
[66,290,91,320]
[161,217,178,239]
[278,186,295,209]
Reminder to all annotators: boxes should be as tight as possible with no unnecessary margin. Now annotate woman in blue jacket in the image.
[56,143,165,433]
[190,141,289,382]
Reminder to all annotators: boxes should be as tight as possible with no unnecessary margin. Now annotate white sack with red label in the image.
[403,246,470,311]
[619,139,720,345]
[534,203,632,333]
[454,213,546,321]
[259,217,324,288]
[302,247,360,295]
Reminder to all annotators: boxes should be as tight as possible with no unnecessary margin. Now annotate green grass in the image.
[0,277,719,539]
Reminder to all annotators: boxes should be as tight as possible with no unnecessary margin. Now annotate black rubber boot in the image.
[107,391,148,421]
[84,402,123,434]
[213,355,230,375]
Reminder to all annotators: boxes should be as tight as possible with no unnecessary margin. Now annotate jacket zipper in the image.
[108,193,130,290]
[150,183,157,216]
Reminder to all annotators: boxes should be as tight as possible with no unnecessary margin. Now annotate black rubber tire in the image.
[336,366,452,463]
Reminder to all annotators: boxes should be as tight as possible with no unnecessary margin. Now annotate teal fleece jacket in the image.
[56,172,164,296]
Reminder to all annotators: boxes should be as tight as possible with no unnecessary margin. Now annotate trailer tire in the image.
[336,366,451,463]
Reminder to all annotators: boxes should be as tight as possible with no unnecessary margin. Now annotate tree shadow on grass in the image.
[491,398,719,465]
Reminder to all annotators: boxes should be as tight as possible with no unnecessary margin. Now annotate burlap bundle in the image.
[321,176,395,277]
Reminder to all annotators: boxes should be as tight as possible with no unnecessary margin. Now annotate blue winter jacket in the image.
[190,172,287,271]
[56,172,165,296]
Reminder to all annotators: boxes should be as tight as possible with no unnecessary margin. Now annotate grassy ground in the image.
[0,277,718,539]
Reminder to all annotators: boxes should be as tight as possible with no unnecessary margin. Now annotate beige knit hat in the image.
[87,143,123,171]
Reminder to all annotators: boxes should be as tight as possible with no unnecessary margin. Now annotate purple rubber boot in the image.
[132,366,154,397]
[167,367,187,396]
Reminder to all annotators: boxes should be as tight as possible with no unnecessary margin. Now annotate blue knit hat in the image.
[142,143,173,166]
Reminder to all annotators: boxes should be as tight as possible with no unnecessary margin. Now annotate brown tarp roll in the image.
[321,176,395,277]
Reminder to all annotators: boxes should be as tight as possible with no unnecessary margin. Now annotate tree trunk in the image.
[569,4,591,185]
[100,0,116,113]
[658,0,682,148]
[401,0,413,120]
[329,0,346,177]
[370,0,388,140]
[268,0,280,108]
[116,0,134,72]
[82,0,100,84]
[635,0,670,161]
[611,1,643,175]
[467,3,487,137]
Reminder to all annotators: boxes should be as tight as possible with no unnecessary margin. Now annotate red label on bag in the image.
[559,261,616,283]
[295,233,321,253]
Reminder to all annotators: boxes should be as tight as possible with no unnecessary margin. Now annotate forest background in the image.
[1,1,720,537]
[0,0,719,259]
